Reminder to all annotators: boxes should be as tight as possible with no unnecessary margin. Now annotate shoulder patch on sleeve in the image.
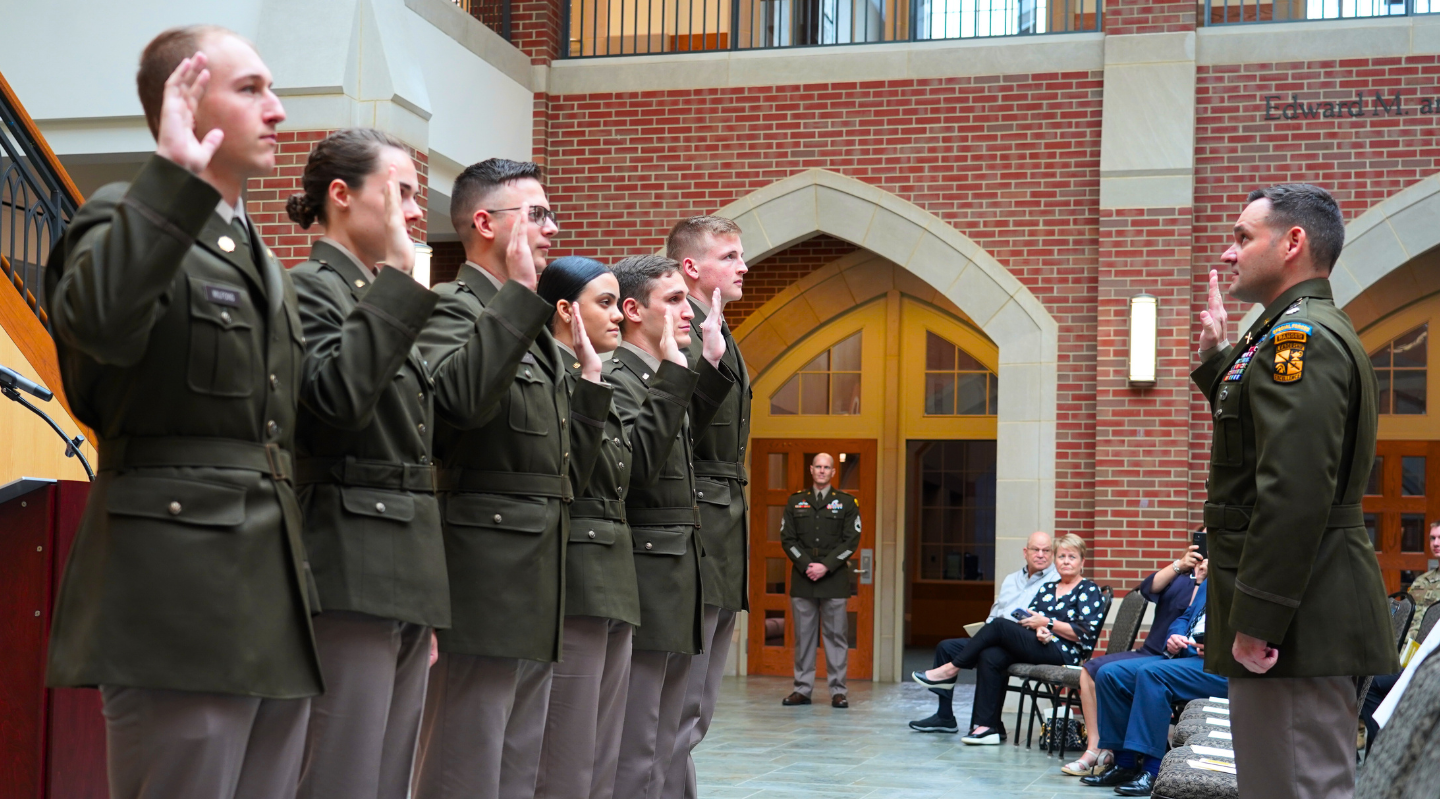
[1271,322,1309,384]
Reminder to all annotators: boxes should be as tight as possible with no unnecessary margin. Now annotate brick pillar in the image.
[248,130,430,268]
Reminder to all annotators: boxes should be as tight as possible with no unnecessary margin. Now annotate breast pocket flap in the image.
[107,475,245,528]
[341,486,415,523]
[632,526,688,556]
[446,493,548,534]
[569,518,619,545]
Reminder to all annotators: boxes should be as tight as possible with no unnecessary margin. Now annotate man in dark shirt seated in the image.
[1081,575,1227,796]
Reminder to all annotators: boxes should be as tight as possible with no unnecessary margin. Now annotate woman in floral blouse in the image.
[913,533,1106,744]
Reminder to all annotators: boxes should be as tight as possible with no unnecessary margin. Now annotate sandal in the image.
[1061,749,1113,776]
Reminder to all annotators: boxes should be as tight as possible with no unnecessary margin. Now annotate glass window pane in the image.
[1402,456,1426,496]
[838,453,860,490]
[763,609,786,647]
[800,373,829,414]
[956,373,989,415]
[1392,324,1428,368]
[921,543,944,579]
[765,558,788,594]
[1402,513,1427,553]
[926,331,955,370]
[1378,371,1394,415]
[1365,513,1379,551]
[925,373,955,415]
[988,373,999,415]
[954,348,985,372]
[1367,456,1383,496]
[802,350,829,373]
[1394,370,1427,415]
[768,453,788,490]
[770,376,799,415]
[1371,345,1392,369]
[767,505,785,541]
[830,373,861,415]
[831,333,862,371]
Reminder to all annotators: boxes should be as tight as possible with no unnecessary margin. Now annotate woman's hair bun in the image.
[286,193,317,229]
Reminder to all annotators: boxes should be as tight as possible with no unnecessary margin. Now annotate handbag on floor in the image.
[1038,718,1086,751]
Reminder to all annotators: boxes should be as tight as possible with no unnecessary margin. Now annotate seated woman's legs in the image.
[908,638,970,733]
[960,621,1064,741]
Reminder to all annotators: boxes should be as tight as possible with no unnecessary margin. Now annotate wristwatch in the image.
[1046,618,1055,631]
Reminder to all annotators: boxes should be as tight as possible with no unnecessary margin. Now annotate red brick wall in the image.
[728,234,859,328]
[511,0,562,64]
[1104,0,1196,35]
[250,130,430,268]
[1093,207,1197,586]
[543,73,1107,549]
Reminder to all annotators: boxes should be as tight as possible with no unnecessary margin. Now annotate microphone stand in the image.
[2,385,95,481]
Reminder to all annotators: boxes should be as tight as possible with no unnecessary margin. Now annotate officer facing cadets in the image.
[780,453,861,709]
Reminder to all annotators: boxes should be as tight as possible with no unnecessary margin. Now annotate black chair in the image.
[1006,584,1137,758]
[1415,600,1440,646]
[1358,593,1416,727]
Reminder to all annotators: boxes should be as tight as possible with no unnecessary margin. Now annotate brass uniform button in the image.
[645,542,653,550]
[493,514,503,523]
[269,374,279,390]
[355,279,366,288]
[220,310,232,324]
[168,501,182,515]
[375,502,386,513]
[588,530,597,539]
[267,420,280,436]
[418,423,426,434]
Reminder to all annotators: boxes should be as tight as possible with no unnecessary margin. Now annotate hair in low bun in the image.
[293,128,407,229]
[286,193,319,229]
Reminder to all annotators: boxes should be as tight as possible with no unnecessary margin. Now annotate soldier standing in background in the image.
[666,216,751,799]
[780,453,861,708]
[413,160,609,799]
[1193,184,1399,799]
[43,27,321,799]
[609,255,733,799]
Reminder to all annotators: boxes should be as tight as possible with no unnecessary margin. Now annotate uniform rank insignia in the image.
[1270,321,1311,383]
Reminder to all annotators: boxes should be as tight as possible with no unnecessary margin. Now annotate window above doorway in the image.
[923,331,998,416]
[1371,323,1427,415]
[770,332,862,415]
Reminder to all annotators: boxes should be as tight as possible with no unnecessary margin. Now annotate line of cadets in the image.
[42,26,752,799]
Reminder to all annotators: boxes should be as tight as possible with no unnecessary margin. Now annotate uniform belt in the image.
[693,460,748,485]
[1203,502,1364,531]
[437,469,573,502]
[99,436,292,482]
[626,506,702,527]
[296,457,436,493]
[570,497,627,522]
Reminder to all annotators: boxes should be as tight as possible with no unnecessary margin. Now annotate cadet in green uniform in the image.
[608,255,733,799]
[43,29,322,799]
[780,453,861,708]
[285,130,543,799]
[1192,184,1399,799]
[533,257,633,799]
[413,160,610,799]
[666,215,752,799]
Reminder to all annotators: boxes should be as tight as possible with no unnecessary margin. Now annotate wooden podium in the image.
[0,478,107,798]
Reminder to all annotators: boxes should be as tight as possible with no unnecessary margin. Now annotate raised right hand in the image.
[155,53,224,175]
[1198,269,1229,352]
[659,306,687,366]
[505,207,538,290]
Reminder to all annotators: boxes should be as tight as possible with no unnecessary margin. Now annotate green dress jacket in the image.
[421,263,610,662]
[780,487,861,600]
[685,298,752,612]
[608,347,732,653]
[43,155,322,698]
[291,242,458,628]
[1193,277,1399,679]
[560,351,639,626]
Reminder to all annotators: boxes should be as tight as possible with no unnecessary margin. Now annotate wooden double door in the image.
[1365,440,1440,593]
[747,438,876,679]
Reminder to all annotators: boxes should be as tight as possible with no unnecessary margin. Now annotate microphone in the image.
[0,365,53,402]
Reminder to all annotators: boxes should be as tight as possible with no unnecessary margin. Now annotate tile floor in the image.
[693,675,1103,799]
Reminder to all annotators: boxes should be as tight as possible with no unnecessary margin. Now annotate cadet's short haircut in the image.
[612,254,679,308]
[665,216,742,262]
[1245,184,1346,273]
[1055,533,1087,561]
[137,25,236,139]
[286,128,406,229]
[451,159,543,235]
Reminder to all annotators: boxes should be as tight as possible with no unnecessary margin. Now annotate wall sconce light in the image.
[413,241,433,288]
[1128,293,1158,387]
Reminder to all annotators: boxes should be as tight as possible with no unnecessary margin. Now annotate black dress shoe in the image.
[1080,766,1142,788]
[781,692,811,706]
[831,694,848,708]
[1114,771,1155,796]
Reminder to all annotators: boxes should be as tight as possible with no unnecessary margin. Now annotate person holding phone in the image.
[911,534,1105,744]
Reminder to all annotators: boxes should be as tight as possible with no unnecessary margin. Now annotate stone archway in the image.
[713,171,1057,680]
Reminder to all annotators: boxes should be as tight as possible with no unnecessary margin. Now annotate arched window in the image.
[1371,323,1427,415]
[923,331,997,415]
[769,332,862,415]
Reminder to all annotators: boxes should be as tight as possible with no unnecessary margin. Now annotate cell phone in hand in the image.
[1193,631,1205,645]
[1192,529,1208,560]
[1011,608,1033,621]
